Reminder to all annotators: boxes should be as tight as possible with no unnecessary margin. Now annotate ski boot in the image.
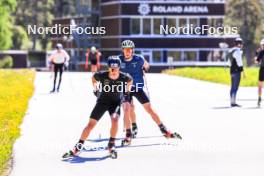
[164,131,182,140]
[107,138,117,159]
[258,97,261,107]
[132,125,138,138]
[159,124,182,140]
[231,103,241,107]
[122,129,132,146]
[62,148,79,159]
[62,142,83,159]
[50,89,56,93]
[121,137,132,146]
[108,146,118,159]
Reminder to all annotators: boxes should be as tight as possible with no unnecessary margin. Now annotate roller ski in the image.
[108,146,118,159]
[62,149,80,159]
[121,137,132,146]
[62,142,82,159]
[107,139,118,159]
[122,129,132,146]
[62,150,76,159]
[159,124,182,140]
[164,131,182,139]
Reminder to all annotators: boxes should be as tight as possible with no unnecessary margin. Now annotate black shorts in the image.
[90,59,97,65]
[259,68,264,81]
[53,63,64,74]
[90,101,121,121]
[125,89,150,104]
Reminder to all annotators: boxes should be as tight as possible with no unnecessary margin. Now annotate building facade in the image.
[52,0,237,70]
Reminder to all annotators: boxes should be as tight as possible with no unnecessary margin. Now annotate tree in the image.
[53,0,78,17]
[261,1,264,38]
[226,0,263,66]
[11,25,30,50]
[0,0,16,50]
[14,0,54,50]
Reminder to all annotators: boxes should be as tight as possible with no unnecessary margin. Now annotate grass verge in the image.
[163,67,259,87]
[0,69,35,175]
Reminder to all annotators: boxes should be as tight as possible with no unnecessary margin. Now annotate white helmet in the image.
[121,40,135,49]
[90,46,97,53]
[234,37,243,43]
[260,39,264,45]
[56,43,63,49]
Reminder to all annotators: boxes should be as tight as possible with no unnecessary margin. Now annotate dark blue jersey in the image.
[119,54,145,90]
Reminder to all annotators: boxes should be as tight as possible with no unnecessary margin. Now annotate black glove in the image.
[93,90,98,97]
[123,92,132,102]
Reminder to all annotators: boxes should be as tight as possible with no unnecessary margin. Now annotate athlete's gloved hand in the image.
[64,61,69,70]
[93,90,98,97]
[123,92,132,102]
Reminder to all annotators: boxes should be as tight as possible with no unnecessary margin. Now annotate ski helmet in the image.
[91,46,97,53]
[121,40,135,49]
[56,43,63,49]
[234,37,243,44]
[260,39,264,45]
[107,56,121,68]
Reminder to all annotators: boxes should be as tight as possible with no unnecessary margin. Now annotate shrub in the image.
[0,56,13,68]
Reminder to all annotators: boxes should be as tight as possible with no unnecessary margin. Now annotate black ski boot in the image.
[258,97,261,107]
[121,129,132,146]
[132,123,138,138]
[108,138,117,159]
[62,140,84,159]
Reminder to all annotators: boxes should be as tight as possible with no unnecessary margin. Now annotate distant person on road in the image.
[48,43,70,93]
[62,56,133,159]
[228,37,245,107]
[118,40,182,146]
[255,38,264,107]
[85,46,101,72]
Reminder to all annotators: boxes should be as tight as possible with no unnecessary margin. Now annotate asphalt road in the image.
[10,72,264,176]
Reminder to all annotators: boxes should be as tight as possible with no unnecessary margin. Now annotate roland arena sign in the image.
[121,3,225,16]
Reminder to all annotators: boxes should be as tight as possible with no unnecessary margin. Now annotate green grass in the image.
[0,69,35,175]
[164,67,259,87]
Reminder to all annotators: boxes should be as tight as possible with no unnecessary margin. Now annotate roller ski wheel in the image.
[164,132,182,140]
[121,137,131,146]
[108,147,118,159]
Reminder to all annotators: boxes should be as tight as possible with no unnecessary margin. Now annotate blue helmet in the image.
[107,56,121,68]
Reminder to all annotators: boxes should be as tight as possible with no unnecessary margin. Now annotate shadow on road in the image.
[62,143,163,163]
[212,106,232,109]
[83,143,163,153]
[61,135,178,163]
[243,106,261,109]
[236,99,257,101]
[213,106,261,110]
[63,155,110,163]
[87,135,165,143]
